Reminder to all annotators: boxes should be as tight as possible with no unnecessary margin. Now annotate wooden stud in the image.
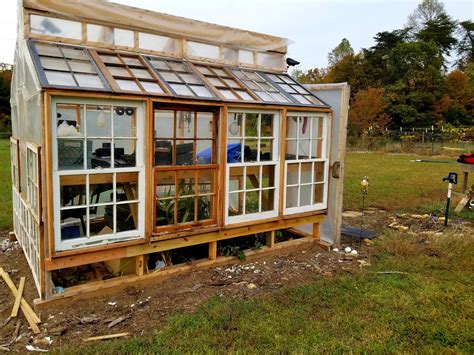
[208,241,217,260]
[312,222,320,240]
[135,255,145,276]
[266,230,275,248]
[43,93,54,260]
[10,277,26,318]
[279,109,287,216]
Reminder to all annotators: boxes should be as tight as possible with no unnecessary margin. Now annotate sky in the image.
[1,0,472,70]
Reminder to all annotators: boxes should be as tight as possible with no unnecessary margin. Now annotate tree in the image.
[456,20,474,69]
[407,0,447,34]
[327,38,354,66]
[0,63,12,131]
[349,87,390,134]
[294,67,328,84]
[416,13,457,57]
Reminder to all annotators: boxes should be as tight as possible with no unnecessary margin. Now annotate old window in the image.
[10,138,20,191]
[26,143,41,219]
[94,51,168,94]
[226,110,280,224]
[194,65,257,102]
[146,57,215,99]
[29,41,109,90]
[232,69,290,104]
[154,108,218,232]
[30,14,82,40]
[52,99,145,251]
[284,113,330,214]
[266,74,324,106]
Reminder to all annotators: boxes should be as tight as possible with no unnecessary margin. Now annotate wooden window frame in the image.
[10,137,21,192]
[153,106,219,234]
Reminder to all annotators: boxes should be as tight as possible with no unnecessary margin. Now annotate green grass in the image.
[0,139,12,230]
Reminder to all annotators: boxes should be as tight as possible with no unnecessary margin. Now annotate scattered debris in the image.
[350,250,358,256]
[107,302,117,306]
[344,247,352,253]
[83,333,129,342]
[107,314,131,329]
[25,344,48,352]
[0,239,20,254]
[246,283,257,289]
[75,315,100,325]
[332,248,339,252]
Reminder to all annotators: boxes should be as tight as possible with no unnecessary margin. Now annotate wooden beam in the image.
[312,223,320,240]
[10,277,25,318]
[83,333,129,342]
[266,230,275,248]
[135,255,145,276]
[208,241,217,260]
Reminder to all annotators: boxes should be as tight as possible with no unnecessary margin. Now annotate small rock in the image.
[344,247,352,253]
[350,249,358,256]
[332,248,339,252]
[246,283,257,289]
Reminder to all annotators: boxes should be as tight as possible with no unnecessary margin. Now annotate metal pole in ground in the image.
[442,172,458,227]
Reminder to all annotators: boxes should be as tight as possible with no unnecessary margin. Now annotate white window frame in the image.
[225,109,280,225]
[283,112,331,215]
[51,97,146,252]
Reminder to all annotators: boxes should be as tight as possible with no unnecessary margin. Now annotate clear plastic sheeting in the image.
[30,13,82,40]
[23,0,290,53]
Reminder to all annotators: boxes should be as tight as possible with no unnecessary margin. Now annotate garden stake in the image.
[442,172,457,227]
[359,176,370,247]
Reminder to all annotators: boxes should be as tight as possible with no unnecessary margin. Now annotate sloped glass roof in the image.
[28,40,329,108]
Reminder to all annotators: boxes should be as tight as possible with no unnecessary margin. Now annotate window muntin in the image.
[194,65,258,102]
[266,74,325,106]
[146,57,215,98]
[30,15,82,40]
[52,100,144,251]
[284,114,330,214]
[154,108,218,232]
[232,69,290,104]
[31,42,109,90]
[95,51,167,94]
[226,111,280,224]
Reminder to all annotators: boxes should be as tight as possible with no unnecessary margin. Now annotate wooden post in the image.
[266,230,275,248]
[312,223,320,240]
[208,241,217,260]
[135,255,145,276]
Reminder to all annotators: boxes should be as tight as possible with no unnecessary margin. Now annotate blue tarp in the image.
[197,143,241,164]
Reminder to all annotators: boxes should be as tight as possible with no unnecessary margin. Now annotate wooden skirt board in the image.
[34,233,325,310]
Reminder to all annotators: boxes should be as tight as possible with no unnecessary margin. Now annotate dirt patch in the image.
[0,232,369,352]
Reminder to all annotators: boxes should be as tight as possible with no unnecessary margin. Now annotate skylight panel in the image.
[231,69,290,104]
[266,73,325,106]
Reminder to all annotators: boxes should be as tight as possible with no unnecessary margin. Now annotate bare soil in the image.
[0,209,471,352]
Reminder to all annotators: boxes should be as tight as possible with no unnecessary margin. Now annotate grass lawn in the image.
[0,139,12,230]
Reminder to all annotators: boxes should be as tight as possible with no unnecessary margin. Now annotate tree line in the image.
[293,0,473,136]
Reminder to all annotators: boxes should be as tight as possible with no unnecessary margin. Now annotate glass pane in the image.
[30,15,82,40]
[89,204,114,236]
[281,76,295,84]
[62,48,88,60]
[299,117,311,139]
[86,105,111,137]
[159,71,181,82]
[197,112,213,139]
[89,173,113,204]
[292,94,311,105]
[235,90,254,101]
[139,32,177,53]
[149,59,169,70]
[154,110,174,138]
[117,202,138,233]
[116,172,139,202]
[156,171,176,198]
[116,79,141,92]
[243,80,259,90]
[121,57,142,66]
[196,140,213,164]
[228,192,243,216]
[278,83,296,93]
[114,139,136,167]
[171,84,194,96]
[178,170,196,197]
[246,166,260,190]
[220,90,238,100]
[262,165,275,188]
[114,106,136,137]
[140,81,164,94]
[57,103,84,136]
[243,139,258,162]
[45,71,76,86]
[261,114,273,137]
[189,85,212,97]
[294,85,309,94]
[287,163,299,185]
[198,169,214,194]
[187,41,220,58]
[298,140,311,159]
[286,116,298,139]
[301,163,312,184]
[35,44,62,57]
[213,68,228,77]
[40,57,69,71]
[300,185,312,206]
[87,24,113,43]
[131,68,152,79]
[60,208,86,240]
[75,74,104,88]
[314,184,324,204]
[176,140,194,165]
[60,175,86,207]
[227,139,242,163]
[169,62,187,72]
[88,139,112,169]
[255,91,273,102]
[246,191,260,214]
[57,139,84,170]
[307,95,323,105]
[177,198,195,223]
[180,73,201,84]
[245,113,259,137]
[208,77,223,86]
[314,162,325,183]
[223,78,239,88]
[228,113,243,138]
[229,167,244,192]
[108,66,132,77]
[154,139,174,166]
[176,111,194,138]
[114,28,134,47]
[260,139,272,161]
[68,60,95,73]
[311,139,323,159]
[239,50,254,64]
[270,92,289,103]
[286,186,298,208]
[100,55,121,64]
[261,189,274,212]
[196,66,213,75]
[313,117,324,139]
[198,196,212,221]
[156,198,175,226]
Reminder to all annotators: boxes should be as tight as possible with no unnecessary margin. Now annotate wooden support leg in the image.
[266,230,275,248]
[208,241,217,261]
[312,223,320,240]
[135,255,145,276]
